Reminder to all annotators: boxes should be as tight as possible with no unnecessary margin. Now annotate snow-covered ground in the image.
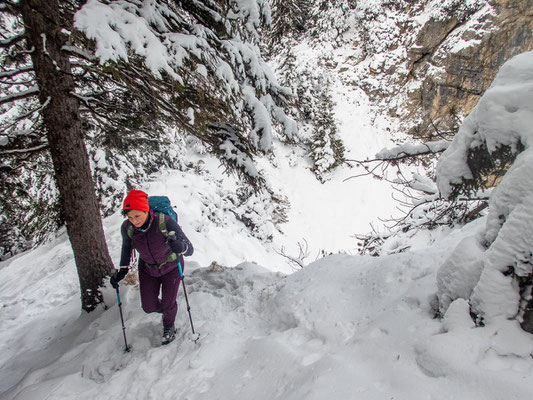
[2,209,533,400]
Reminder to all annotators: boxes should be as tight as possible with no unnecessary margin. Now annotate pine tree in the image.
[14,0,113,311]
[270,0,312,40]
[309,88,345,182]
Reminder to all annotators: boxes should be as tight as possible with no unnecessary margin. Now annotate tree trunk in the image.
[20,0,114,311]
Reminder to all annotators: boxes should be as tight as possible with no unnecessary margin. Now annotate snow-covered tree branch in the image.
[351,131,491,256]
[1,0,297,258]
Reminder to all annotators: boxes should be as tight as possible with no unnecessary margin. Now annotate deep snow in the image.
[2,214,533,400]
[5,98,533,399]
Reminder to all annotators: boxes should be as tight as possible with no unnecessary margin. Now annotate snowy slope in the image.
[2,210,533,399]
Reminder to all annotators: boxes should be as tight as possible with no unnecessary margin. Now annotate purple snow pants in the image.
[138,261,183,329]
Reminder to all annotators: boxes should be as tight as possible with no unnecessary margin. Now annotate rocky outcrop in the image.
[404,0,533,136]
[271,0,531,139]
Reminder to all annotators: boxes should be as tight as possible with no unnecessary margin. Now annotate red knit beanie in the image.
[123,189,149,212]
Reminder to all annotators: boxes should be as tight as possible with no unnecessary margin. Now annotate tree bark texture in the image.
[20,0,114,311]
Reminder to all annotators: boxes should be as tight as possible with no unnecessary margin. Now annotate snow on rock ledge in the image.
[436,51,533,327]
[436,235,484,314]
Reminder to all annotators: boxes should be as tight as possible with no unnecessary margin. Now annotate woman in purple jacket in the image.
[110,189,193,345]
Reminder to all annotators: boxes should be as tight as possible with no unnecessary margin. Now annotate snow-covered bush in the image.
[435,51,533,332]
[185,163,289,243]
[0,154,61,259]
[232,184,290,241]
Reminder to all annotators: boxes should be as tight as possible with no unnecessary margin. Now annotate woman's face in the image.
[127,210,149,228]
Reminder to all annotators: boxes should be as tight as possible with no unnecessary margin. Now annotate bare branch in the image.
[0,142,48,156]
[346,139,450,165]
[0,97,47,134]
[0,64,35,85]
[62,45,96,62]
[0,32,25,48]
[275,239,310,270]
[0,85,39,105]
[0,77,34,86]
[343,159,386,181]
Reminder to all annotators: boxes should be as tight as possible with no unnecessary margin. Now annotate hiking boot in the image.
[162,327,176,345]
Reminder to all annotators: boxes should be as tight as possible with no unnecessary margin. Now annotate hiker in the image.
[110,189,194,345]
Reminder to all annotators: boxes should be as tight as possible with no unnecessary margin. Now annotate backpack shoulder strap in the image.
[158,212,169,238]
[127,223,134,240]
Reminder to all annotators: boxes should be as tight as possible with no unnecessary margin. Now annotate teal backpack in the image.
[148,196,178,221]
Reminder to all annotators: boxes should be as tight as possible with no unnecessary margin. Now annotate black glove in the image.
[167,231,187,255]
[110,267,129,289]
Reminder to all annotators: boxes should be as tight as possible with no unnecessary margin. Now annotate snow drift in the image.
[436,51,533,326]
[2,216,533,400]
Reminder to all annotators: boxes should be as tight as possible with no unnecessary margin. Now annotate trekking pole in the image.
[115,286,131,352]
[178,259,199,342]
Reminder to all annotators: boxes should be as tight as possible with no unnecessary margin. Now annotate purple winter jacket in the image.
[120,211,193,277]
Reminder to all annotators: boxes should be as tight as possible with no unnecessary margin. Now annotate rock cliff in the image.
[406,0,533,136]
[274,0,533,139]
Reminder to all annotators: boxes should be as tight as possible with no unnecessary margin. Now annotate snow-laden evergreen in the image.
[0,0,297,258]
[75,0,297,158]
